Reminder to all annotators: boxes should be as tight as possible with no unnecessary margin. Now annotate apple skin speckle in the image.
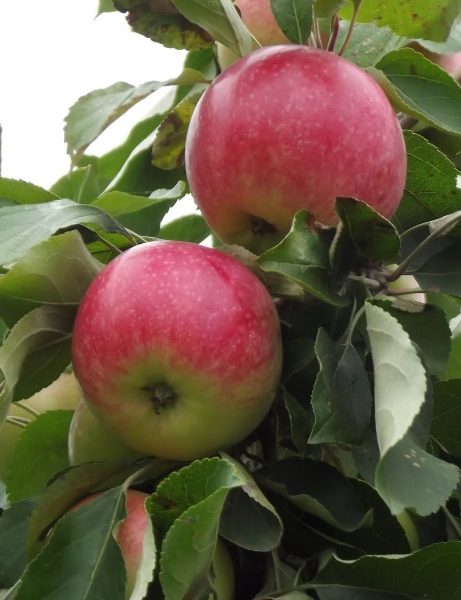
[72,241,282,460]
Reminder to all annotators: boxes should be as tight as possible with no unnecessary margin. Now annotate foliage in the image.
[2,1,461,599]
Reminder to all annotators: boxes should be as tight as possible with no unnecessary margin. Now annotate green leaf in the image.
[372,48,461,135]
[0,198,131,266]
[373,301,451,378]
[152,91,203,170]
[258,211,348,306]
[443,316,461,380]
[413,241,461,296]
[339,22,405,68]
[6,411,73,503]
[365,303,426,455]
[170,0,253,57]
[26,461,139,556]
[0,178,58,205]
[97,0,115,14]
[393,132,461,233]
[51,164,103,203]
[309,330,372,445]
[65,81,168,162]
[315,542,461,599]
[335,198,400,262]
[270,0,313,44]
[258,457,371,532]
[431,379,461,456]
[158,213,210,242]
[17,488,127,600]
[0,307,74,420]
[0,499,35,588]
[340,0,461,42]
[0,230,102,328]
[91,182,186,236]
[314,0,346,18]
[283,389,312,456]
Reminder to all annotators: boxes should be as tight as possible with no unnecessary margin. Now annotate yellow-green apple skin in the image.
[68,401,145,465]
[73,490,235,599]
[186,46,407,253]
[72,241,282,460]
[386,266,426,303]
[0,373,80,480]
[217,0,289,70]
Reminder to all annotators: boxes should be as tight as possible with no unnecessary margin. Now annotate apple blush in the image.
[186,45,407,253]
[72,241,282,460]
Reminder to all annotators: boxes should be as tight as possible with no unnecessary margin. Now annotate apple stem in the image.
[14,401,40,418]
[337,0,362,56]
[311,17,322,49]
[6,415,29,428]
[326,15,340,52]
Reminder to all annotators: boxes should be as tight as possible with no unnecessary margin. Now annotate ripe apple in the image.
[68,401,145,465]
[73,490,235,599]
[0,372,80,480]
[186,45,407,253]
[217,0,289,70]
[72,241,282,460]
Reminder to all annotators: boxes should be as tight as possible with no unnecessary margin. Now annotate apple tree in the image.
[2,0,461,598]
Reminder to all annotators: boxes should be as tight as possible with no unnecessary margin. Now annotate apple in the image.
[72,241,282,460]
[73,490,235,599]
[68,401,145,465]
[386,265,426,303]
[0,372,80,480]
[217,0,289,70]
[185,45,407,254]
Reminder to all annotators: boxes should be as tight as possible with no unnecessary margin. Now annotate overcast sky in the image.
[0,1,186,188]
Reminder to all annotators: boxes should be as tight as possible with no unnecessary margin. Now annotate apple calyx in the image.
[143,382,177,414]
[250,216,277,237]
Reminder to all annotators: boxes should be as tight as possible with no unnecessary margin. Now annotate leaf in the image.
[365,303,427,455]
[0,499,35,588]
[0,230,103,328]
[6,411,73,503]
[158,213,210,242]
[283,390,312,456]
[170,0,253,57]
[393,132,461,233]
[257,457,371,532]
[258,211,348,306]
[0,307,74,420]
[315,542,461,599]
[340,0,461,42]
[431,379,461,456]
[65,81,167,162]
[373,301,451,378]
[51,163,103,203]
[152,91,203,170]
[309,330,372,445]
[335,198,400,262]
[148,456,282,599]
[16,487,127,600]
[366,303,459,515]
[413,241,461,296]
[26,461,139,556]
[0,198,131,266]
[314,0,346,19]
[97,0,115,14]
[372,48,461,135]
[339,22,405,68]
[270,0,313,44]
[91,182,186,236]
[0,178,58,205]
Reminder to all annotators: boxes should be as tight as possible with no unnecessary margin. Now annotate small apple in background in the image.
[186,46,407,254]
[217,0,289,70]
[68,401,145,465]
[386,265,426,303]
[0,372,80,480]
[72,241,282,460]
[72,490,235,599]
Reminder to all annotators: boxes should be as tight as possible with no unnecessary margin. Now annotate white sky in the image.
[0,1,187,188]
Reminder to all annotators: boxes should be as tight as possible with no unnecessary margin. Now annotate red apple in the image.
[72,241,282,460]
[73,490,235,599]
[186,45,407,253]
[68,401,145,465]
[217,0,289,70]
